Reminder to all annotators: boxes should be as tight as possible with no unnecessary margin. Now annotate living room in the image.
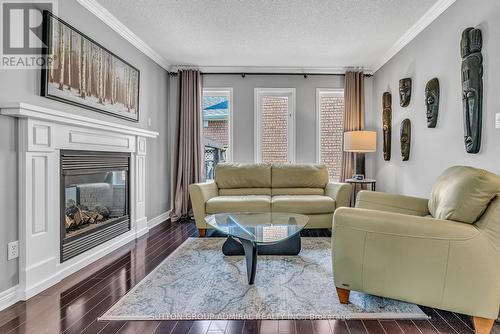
[0,0,498,333]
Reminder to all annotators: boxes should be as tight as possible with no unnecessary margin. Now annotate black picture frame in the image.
[41,11,140,122]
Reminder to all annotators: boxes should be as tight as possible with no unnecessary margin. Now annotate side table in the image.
[345,178,376,206]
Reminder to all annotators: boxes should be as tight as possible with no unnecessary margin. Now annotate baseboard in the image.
[0,285,20,311]
[2,210,171,312]
[148,210,171,229]
[21,230,137,300]
[20,272,60,301]
[0,225,141,311]
[56,230,136,285]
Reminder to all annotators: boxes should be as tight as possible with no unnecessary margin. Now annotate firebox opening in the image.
[60,150,131,262]
[64,169,127,238]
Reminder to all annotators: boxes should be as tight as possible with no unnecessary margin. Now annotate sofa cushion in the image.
[272,188,325,196]
[219,188,271,196]
[272,164,328,188]
[206,196,271,214]
[215,163,271,188]
[272,195,335,214]
[428,166,500,224]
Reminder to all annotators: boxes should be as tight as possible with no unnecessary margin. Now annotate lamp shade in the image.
[343,131,377,152]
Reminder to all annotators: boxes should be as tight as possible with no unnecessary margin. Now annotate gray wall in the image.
[0,0,169,292]
[169,74,373,165]
[368,0,500,198]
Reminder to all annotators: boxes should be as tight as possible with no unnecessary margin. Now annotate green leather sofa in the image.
[332,166,500,334]
[189,163,352,236]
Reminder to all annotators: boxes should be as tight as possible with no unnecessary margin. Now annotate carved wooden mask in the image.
[461,27,483,154]
[425,78,440,128]
[400,119,411,161]
[382,92,392,161]
[399,78,412,107]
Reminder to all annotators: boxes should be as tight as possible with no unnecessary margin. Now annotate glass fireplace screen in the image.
[63,169,128,239]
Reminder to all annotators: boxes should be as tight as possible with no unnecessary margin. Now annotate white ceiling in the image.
[93,0,444,72]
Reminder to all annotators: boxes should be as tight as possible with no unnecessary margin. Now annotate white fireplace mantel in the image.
[1,102,159,138]
[0,102,160,305]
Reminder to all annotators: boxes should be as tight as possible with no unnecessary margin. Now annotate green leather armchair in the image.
[332,166,500,334]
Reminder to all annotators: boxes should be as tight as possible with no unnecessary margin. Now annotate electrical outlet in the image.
[148,117,152,127]
[496,113,500,129]
[7,241,19,260]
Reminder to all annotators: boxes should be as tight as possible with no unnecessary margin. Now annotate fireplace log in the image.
[94,205,110,219]
[73,210,82,225]
[66,207,108,231]
[65,205,78,219]
[88,211,103,222]
[65,216,74,229]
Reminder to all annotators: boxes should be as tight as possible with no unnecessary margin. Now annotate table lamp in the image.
[343,131,377,180]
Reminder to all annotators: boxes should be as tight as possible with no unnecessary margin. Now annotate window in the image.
[316,88,344,181]
[254,88,296,163]
[202,88,233,181]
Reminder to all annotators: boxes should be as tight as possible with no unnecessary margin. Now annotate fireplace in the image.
[60,150,131,262]
[0,103,158,302]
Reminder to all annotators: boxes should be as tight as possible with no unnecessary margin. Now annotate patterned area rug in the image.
[100,237,427,320]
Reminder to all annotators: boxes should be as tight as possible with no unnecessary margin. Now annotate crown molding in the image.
[76,0,454,76]
[76,0,170,70]
[170,65,374,75]
[372,0,456,73]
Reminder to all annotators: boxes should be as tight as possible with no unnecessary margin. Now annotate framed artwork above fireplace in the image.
[41,11,140,122]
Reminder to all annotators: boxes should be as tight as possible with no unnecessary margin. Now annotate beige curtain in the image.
[171,70,203,222]
[340,71,365,182]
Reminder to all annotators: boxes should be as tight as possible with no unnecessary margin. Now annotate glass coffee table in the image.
[205,212,309,285]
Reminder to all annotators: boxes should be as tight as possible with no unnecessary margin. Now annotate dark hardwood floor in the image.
[0,220,498,334]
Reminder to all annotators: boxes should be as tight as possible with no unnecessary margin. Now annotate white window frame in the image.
[254,88,296,163]
[316,88,344,163]
[202,87,234,162]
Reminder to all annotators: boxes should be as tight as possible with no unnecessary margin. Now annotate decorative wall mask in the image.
[461,27,483,154]
[400,119,411,161]
[399,78,412,107]
[425,78,440,128]
[382,92,392,161]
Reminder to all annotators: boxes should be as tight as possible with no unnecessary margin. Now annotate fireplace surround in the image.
[0,102,159,303]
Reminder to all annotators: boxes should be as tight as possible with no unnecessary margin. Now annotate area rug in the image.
[100,237,427,320]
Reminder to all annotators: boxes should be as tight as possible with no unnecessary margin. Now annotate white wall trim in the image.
[0,102,157,310]
[202,88,234,162]
[0,209,173,311]
[254,88,296,163]
[148,210,171,229]
[75,0,170,70]
[0,102,159,138]
[315,88,344,163]
[0,285,21,311]
[372,0,456,72]
[173,65,374,75]
[0,209,171,311]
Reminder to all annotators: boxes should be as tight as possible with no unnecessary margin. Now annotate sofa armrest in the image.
[332,207,500,319]
[333,207,479,240]
[188,181,218,228]
[325,182,352,209]
[356,190,430,216]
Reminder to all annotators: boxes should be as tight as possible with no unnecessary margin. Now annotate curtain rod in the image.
[168,72,372,78]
